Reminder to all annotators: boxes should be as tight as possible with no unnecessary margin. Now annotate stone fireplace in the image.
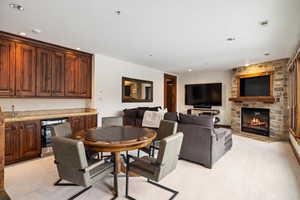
[230,59,289,140]
[241,108,270,136]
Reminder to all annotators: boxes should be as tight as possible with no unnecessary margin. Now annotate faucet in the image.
[11,105,16,118]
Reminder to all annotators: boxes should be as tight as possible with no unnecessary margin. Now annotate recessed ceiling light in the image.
[260,20,269,26]
[76,48,81,50]
[18,32,26,36]
[188,69,192,72]
[226,37,235,41]
[32,29,42,34]
[264,53,270,56]
[115,10,121,15]
[9,3,24,11]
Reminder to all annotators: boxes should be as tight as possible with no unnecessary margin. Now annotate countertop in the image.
[3,108,97,123]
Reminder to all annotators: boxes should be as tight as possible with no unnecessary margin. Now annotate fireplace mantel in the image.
[229,96,276,103]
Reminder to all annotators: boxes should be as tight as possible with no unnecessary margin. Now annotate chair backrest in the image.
[157,120,178,140]
[50,122,72,138]
[52,136,90,187]
[102,116,123,127]
[156,132,183,181]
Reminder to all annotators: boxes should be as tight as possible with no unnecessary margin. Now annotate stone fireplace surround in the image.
[231,59,289,140]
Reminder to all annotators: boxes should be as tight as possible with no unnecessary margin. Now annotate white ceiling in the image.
[1,0,300,73]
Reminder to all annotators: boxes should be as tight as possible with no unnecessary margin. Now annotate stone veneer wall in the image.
[231,59,289,140]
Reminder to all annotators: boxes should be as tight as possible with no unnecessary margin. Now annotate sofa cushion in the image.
[123,108,138,118]
[137,109,146,119]
[164,112,178,122]
[179,113,213,129]
[138,106,161,111]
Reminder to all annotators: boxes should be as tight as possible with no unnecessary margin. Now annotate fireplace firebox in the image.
[241,108,270,136]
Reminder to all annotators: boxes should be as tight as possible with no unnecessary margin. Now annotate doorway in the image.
[164,74,177,112]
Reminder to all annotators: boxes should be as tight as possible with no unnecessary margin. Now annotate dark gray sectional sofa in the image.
[123,107,232,168]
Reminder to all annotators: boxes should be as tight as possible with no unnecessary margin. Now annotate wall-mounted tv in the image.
[185,83,222,107]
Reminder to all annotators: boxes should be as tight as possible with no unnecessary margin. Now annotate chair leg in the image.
[54,179,78,186]
[54,179,92,200]
[68,186,92,200]
[125,151,136,200]
[137,149,140,157]
[147,179,179,200]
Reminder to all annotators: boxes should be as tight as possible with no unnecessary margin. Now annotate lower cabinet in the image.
[4,115,97,165]
[85,115,98,130]
[5,120,41,165]
[68,115,97,134]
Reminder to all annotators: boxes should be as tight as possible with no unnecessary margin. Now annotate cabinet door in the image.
[36,48,52,96]
[69,116,85,134]
[52,51,65,96]
[78,55,92,97]
[0,38,15,97]
[19,120,41,160]
[5,122,20,165]
[85,115,97,130]
[65,54,79,96]
[15,43,36,96]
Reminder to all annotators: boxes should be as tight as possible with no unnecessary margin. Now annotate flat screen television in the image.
[185,83,222,107]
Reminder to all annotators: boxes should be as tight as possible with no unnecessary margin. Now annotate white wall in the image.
[178,69,232,125]
[91,54,164,126]
[0,98,89,112]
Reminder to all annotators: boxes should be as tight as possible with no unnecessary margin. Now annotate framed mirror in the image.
[122,77,153,102]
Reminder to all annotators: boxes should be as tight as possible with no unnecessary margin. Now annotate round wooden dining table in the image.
[74,126,157,198]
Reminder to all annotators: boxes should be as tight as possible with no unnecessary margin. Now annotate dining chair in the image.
[52,136,115,200]
[51,122,100,160]
[50,122,72,137]
[138,120,178,157]
[125,132,184,200]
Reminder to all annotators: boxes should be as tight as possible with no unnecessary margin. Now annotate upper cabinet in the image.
[0,38,15,96]
[52,51,65,96]
[0,32,92,98]
[15,43,37,97]
[65,53,91,98]
[36,48,52,96]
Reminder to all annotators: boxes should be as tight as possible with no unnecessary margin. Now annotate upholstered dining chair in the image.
[52,136,115,200]
[50,122,72,137]
[138,120,178,157]
[125,132,184,200]
[51,122,100,160]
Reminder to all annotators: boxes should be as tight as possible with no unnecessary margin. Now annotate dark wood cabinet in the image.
[65,54,78,97]
[65,53,92,97]
[69,115,97,134]
[69,116,86,134]
[0,38,15,97]
[78,55,92,97]
[0,31,92,99]
[19,121,41,160]
[4,123,20,164]
[37,48,52,96]
[5,120,41,165]
[37,48,66,97]
[52,51,65,96]
[85,115,97,130]
[15,43,36,97]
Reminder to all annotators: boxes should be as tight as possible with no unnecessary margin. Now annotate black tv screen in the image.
[185,83,222,106]
[240,75,270,96]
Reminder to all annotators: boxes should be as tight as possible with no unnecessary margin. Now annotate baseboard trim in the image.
[289,140,300,166]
